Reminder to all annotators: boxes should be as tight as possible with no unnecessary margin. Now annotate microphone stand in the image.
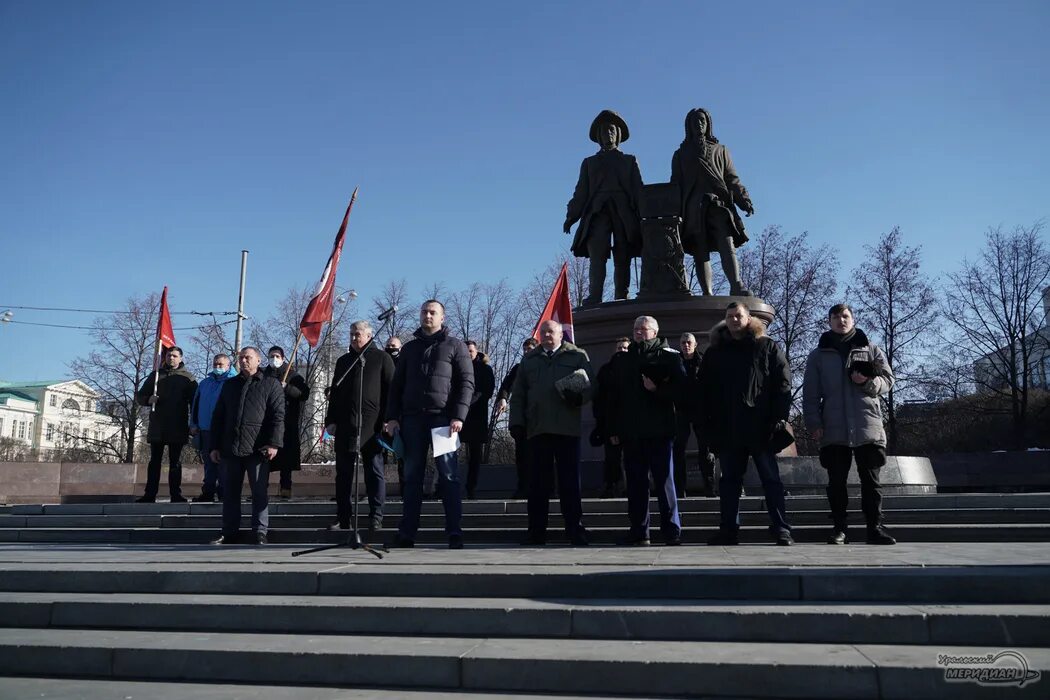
[293,318,394,559]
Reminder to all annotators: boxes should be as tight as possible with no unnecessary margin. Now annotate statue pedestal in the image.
[573,294,774,460]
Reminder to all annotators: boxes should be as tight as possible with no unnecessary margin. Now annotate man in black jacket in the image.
[495,337,539,498]
[593,336,630,498]
[135,346,198,503]
[383,300,475,549]
[602,316,684,546]
[263,346,309,500]
[325,321,395,532]
[674,333,715,498]
[209,347,285,545]
[462,340,495,500]
[699,303,793,546]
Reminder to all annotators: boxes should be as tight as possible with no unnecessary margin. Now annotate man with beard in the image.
[383,300,474,549]
[671,107,755,296]
[564,109,644,305]
[495,337,540,498]
[461,340,495,500]
[264,346,309,499]
[602,317,684,546]
[135,346,197,503]
[700,303,793,546]
[674,333,715,498]
[325,321,395,533]
[803,304,897,545]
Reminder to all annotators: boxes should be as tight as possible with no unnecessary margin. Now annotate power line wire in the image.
[0,304,238,316]
[7,318,242,332]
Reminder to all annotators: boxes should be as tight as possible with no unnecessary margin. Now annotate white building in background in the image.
[0,379,121,457]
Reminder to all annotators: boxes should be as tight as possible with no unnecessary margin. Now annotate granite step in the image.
[1,591,1047,646]
[1,627,1047,698]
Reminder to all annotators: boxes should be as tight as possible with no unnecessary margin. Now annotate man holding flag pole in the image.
[135,287,197,503]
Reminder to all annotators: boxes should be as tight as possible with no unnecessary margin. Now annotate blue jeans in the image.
[398,414,462,541]
[717,448,791,534]
[527,434,584,537]
[623,438,681,538]
[199,431,225,498]
[221,453,270,536]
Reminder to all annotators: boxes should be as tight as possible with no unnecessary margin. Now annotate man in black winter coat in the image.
[325,321,395,532]
[601,316,684,546]
[263,346,309,499]
[593,336,630,498]
[135,346,198,503]
[674,333,715,498]
[383,300,475,549]
[209,347,285,545]
[462,340,495,500]
[699,302,793,546]
[495,337,539,498]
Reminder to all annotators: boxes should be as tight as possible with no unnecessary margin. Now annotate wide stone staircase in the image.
[0,540,1049,699]
[1,492,1050,544]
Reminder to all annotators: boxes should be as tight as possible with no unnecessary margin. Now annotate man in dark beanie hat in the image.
[564,109,643,305]
[263,345,310,499]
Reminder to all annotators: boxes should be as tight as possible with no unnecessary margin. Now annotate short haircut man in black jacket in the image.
[495,337,539,498]
[209,347,285,545]
[699,303,793,546]
[325,320,395,532]
[383,300,475,549]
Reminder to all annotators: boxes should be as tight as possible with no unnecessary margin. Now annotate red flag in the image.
[156,286,176,349]
[532,262,575,343]
[300,189,357,347]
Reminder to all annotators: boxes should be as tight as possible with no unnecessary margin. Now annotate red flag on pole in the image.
[299,189,357,347]
[156,286,176,349]
[532,262,574,343]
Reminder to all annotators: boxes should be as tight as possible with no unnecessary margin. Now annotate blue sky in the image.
[1,0,1048,380]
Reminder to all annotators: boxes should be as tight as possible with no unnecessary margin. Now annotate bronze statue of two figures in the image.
[564,108,756,306]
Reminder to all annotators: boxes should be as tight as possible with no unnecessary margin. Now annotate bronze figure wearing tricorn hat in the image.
[564,109,643,305]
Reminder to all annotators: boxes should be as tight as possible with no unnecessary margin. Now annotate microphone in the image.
[377,305,398,322]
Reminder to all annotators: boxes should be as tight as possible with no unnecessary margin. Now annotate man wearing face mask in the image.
[564,109,643,305]
[385,337,402,360]
[190,353,238,502]
[135,346,198,503]
[263,346,310,499]
[383,336,405,493]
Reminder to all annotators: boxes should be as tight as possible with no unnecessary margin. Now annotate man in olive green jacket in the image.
[510,320,594,546]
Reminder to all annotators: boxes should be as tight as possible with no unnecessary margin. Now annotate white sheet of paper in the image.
[431,426,461,457]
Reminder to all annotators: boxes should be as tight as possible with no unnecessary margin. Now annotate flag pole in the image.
[150,337,163,413]
[282,331,304,384]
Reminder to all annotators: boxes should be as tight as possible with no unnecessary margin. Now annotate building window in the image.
[49,394,57,407]
[17,421,26,439]
[46,424,55,441]
[0,417,3,434]
[63,398,81,413]
[10,421,16,438]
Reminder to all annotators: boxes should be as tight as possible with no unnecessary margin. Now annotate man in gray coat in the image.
[510,320,594,546]
[803,304,896,545]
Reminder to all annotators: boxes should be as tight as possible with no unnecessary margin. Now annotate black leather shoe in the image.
[776,530,794,546]
[520,532,547,546]
[827,528,848,545]
[568,530,589,547]
[368,518,382,533]
[388,536,415,548]
[192,494,214,503]
[448,534,464,550]
[664,533,683,546]
[866,526,897,545]
[327,521,349,531]
[618,533,650,546]
[255,531,268,545]
[135,495,155,503]
[170,495,188,503]
[707,531,739,546]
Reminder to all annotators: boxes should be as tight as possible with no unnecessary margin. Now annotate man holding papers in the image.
[510,319,595,546]
[383,300,475,549]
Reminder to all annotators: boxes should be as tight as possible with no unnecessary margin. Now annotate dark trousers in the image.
[335,442,386,527]
[145,442,184,499]
[198,431,224,498]
[513,436,529,494]
[585,212,631,300]
[623,438,681,538]
[221,453,269,536]
[279,468,294,490]
[398,414,462,541]
[718,448,790,533]
[673,415,714,494]
[820,444,886,529]
[526,434,584,537]
[603,441,624,486]
[465,440,484,495]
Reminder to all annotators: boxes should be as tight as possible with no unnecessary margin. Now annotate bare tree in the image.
[68,293,160,462]
[847,226,937,451]
[941,222,1050,448]
[189,315,237,376]
[738,225,840,407]
[370,278,410,342]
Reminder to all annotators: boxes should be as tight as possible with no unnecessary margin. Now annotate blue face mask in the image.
[212,367,228,377]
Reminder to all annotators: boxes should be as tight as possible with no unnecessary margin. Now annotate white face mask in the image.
[269,356,284,368]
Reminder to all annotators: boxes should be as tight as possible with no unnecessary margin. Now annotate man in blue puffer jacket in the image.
[190,353,239,502]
